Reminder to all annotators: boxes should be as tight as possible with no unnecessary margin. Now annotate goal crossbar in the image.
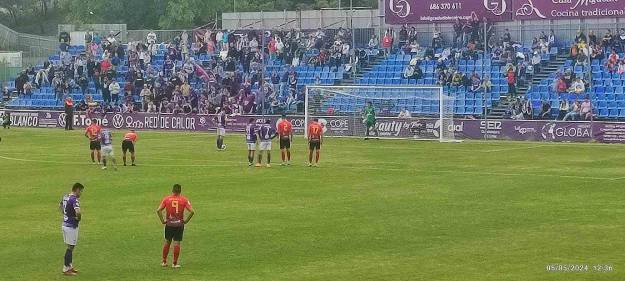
[304,85,460,142]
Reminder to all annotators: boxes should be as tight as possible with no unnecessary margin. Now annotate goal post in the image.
[304,85,460,142]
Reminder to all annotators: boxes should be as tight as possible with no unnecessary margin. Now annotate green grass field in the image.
[1,127,625,281]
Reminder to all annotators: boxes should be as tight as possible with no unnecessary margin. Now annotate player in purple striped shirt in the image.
[245,118,258,166]
[256,119,277,167]
[59,183,85,276]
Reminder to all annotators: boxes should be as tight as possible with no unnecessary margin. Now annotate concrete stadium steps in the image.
[341,54,385,85]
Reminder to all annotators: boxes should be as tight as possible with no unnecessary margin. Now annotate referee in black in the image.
[64,97,74,130]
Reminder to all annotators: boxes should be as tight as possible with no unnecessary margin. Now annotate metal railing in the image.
[0,23,56,68]
[0,23,19,51]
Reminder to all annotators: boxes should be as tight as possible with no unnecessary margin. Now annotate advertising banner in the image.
[6,110,625,144]
[513,0,625,20]
[385,0,513,24]
[385,0,625,24]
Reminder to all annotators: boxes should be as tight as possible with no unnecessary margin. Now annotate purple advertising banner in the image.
[5,110,625,144]
[385,0,513,24]
[513,0,625,20]
[2,110,356,137]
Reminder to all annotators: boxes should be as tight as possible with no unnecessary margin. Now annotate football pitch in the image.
[1,127,625,281]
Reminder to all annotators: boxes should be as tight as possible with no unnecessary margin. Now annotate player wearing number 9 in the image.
[156,184,195,268]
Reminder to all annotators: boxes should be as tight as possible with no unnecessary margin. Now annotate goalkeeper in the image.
[363,102,378,140]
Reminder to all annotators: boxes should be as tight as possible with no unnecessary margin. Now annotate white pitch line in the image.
[0,154,619,181]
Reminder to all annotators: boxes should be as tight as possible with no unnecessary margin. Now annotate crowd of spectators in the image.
[391,14,548,102]
[510,29,625,120]
[18,26,359,116]
[10,24,625,121]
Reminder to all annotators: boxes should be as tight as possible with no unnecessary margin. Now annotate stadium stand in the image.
[3,22,625,121]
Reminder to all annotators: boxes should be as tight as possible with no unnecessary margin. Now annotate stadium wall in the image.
[4,110,625,144]
[221,8,625,48]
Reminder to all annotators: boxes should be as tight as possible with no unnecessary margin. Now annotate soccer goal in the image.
[304,85,460,142]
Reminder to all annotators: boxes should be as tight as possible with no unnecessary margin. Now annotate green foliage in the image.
[0,0,378,32]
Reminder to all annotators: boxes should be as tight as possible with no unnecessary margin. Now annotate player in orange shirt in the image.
[277,114,293,166]
[156,184,195,268]
[121,129,138,166]
[84,119,102,164]
[307,118,323,167]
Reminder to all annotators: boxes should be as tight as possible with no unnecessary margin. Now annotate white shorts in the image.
[62,226,79,246]
[102,145,114,157]
[247,143,256,151]
[259,141,272,151]
[217,127,226,136]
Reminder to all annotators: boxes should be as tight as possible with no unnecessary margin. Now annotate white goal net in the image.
[304,85,458,142]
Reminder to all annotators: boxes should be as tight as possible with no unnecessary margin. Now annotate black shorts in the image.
[89,140,101,150]
[279,136,291,149]
[164,225,184,242]
[309,139,321,150]
[122,140,135,153]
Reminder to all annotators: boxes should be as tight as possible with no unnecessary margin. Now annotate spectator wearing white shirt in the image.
[109,80,121,104]
[531,52,542,73]
[368,35,378,49]
[341,42,350,64]
[398,108,412,118]
[147,31,157,44]
[570,78,585,94]
[249,37,259,53]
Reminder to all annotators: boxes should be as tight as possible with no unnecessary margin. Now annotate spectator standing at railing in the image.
[502,29,512,45]
[431,31,443,49]
[587,30,597,45]
[147,31,157,45]
[548,30,556,47]
[408,26,417,43]
[399,25,408,47]
[368,34,378,50]
[574,30,587,44]
[469,13,480,42]
[382,30,393,57]
[453,19,463,48]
